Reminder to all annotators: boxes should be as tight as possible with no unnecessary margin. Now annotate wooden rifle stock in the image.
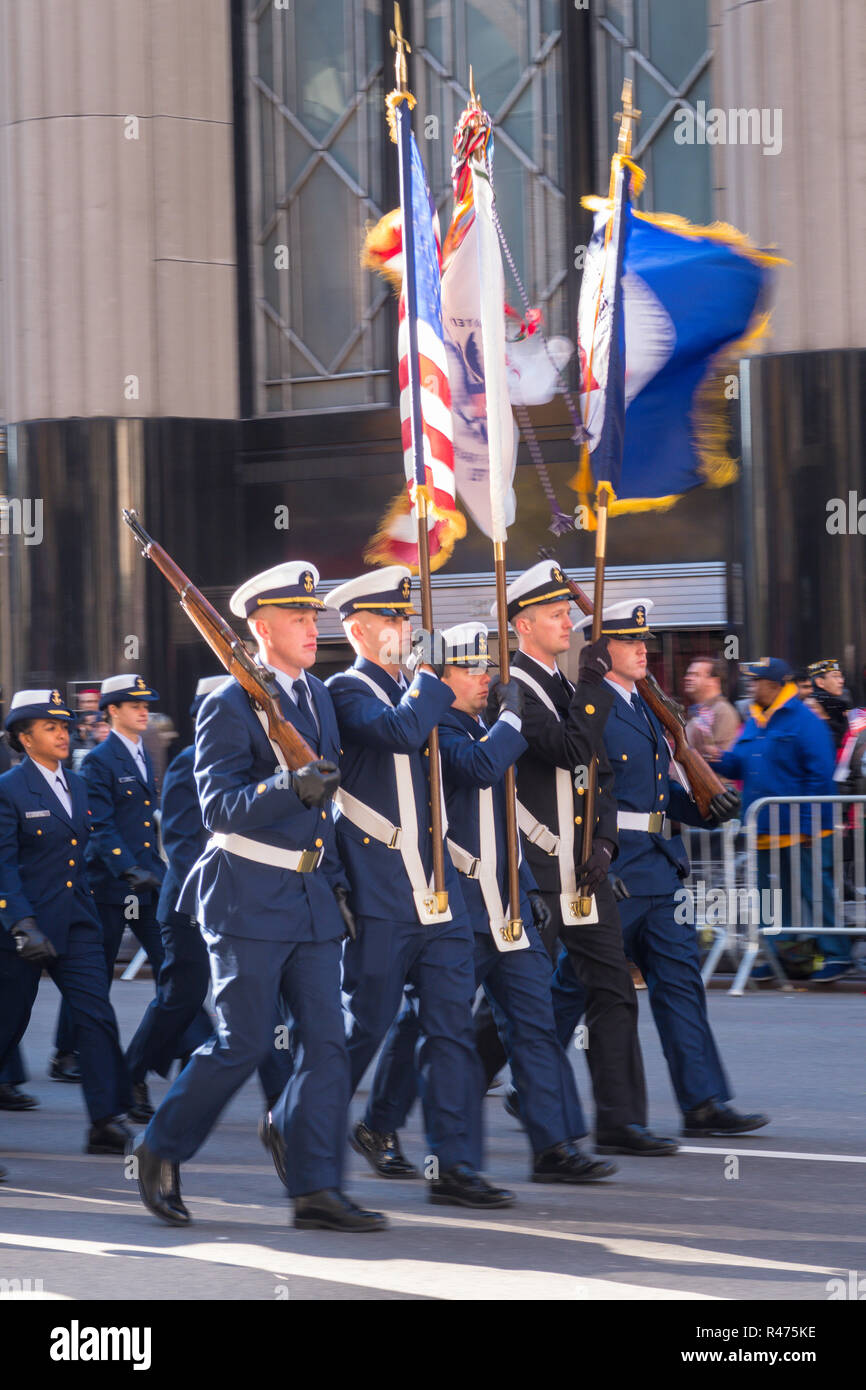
[122,510,318,772]
[540,553,725,819]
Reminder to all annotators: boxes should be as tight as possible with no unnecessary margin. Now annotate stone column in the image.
[0,0,239,422]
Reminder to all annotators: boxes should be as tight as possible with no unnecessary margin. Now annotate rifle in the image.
[539,549,727,819]
[122,510,318,772]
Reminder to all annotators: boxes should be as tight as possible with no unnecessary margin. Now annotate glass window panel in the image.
[649,71,712,222]
[296,163,359,366]
[634,62,672,132]
[283,118,315,193]
[257,6,274,92]
[288,0,352,141]
[466,0,524,114]
[648,0,708,87]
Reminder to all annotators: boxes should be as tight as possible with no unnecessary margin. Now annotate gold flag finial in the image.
[614,78,641,157]
[469,64,481,109]
[390,3,411,93]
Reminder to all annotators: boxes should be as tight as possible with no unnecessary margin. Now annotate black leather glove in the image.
[333,884,356,941]
[121,866,163,895]
[528,891,552,934]
[407,628,446,678]
[611,876,631,902]
[708,789,740,824]
[10,917,57,963]
[491,678,524,719]
[291,759,341,808]
[577,636,612,686]
[575,838,615,895]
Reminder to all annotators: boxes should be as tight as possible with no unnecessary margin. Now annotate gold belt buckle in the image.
[648,812,664,832]
[295,848,321,873]
[388,827,402,849]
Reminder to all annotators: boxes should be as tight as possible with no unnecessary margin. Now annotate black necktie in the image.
[631,692,648,726]
[293,679,313,726]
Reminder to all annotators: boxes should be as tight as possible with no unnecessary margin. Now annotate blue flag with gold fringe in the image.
[574,162,782,514]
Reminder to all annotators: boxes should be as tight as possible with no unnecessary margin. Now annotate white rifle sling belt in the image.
[446,784,528,954]
[333,669,451,926]
[511,666,598,926]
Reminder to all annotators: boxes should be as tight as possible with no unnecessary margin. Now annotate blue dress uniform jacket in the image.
[326,659,465,917]
[604,686,712,893]
[0,759,130,1123]
[156,745,205,928]
[0,758,100,949]
[437,707,538,924]
[178,676,348,942]
[82,732,164,905]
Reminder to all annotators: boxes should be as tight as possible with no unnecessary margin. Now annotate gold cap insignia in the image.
[401,576,411,601]
[635,606,646,627]
[553,567,564,583]
[478,634,487,654]
[303,571,314,593]
[51,689,62,705]
[135,676,146,689]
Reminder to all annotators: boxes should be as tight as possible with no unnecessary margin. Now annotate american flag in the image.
[399,131,456,519]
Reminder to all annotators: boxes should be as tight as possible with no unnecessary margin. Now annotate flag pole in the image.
[390,4,448,912]
[466,70,523,942]
[577,80,640,916]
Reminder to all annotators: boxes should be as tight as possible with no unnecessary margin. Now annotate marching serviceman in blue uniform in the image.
[552,601,768,1138]
[54,673,168,1119]
[123,677,221,1090]
[483,561,676,1157]
[359,623,616,1185]
[132,563,384,1232]
[326,571,513,1208]
[0,690,133,1153]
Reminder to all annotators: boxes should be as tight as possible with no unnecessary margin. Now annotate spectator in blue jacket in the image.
[712,658,852,982]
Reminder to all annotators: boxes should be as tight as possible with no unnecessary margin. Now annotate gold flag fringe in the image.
[363,487,467,575]
[385,89,416,145]
[581,196,788,270]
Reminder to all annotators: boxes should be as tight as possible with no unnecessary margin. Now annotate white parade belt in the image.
[446,784,528,953]
[209,832,323,873]
[333,788,402,849]
[617,811,666,832]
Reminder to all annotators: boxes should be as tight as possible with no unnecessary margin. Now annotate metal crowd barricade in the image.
[677,796,866,995]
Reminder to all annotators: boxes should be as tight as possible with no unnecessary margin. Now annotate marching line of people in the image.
[0,559,770,1222]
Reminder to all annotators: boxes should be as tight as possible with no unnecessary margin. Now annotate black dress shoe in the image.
[503,1088,521,1121]
[595,1124,679,1156]
[430,1163,515,1208]
[532,1141,617,1183]
[127,1082,154,1123]
[294,1189,387,1232]
[682,1101,770,1137]
[131,1135,191,1225]
[0,1084,39,1111]
[86,1117,134,1155]
[350,1121,419,1178]
[49,1052,81,1083]
[259,1111,289,1188]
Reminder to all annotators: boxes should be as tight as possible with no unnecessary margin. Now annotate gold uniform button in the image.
[126,790,132,795]
[68,859,75,866]
[654,754,659,761]
[363,837,370,845]
[574,816,582,825]
[622,754,628,760]
[0,899,5,908]
[71,838,78,846]
[658,774,662,781]
[144,800,151,806]
[112,848,122,855]
[257,783,267,794]
[410,690,420,698]
[144,820,151,826]
[658,795,664,802]
[143,841,151,848]
[424,749,430,757]
[37,829,43,836]
[315,838,323,848]
[321,811,327,820]
[577,786,585,796]
[480,735,489,742]
[585,703,595,715]
[66,881,73,888]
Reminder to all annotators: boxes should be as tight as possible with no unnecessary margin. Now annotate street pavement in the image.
[1,978,864,1301]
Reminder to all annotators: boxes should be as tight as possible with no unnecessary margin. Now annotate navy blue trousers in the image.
[56,900,207,1067]
[343,913,483,1171]
[124,917,214,1081]
[0,924,130,1123]
[145,932,349,1197]
[0,1044,26,1085]
[367,921,587,1154]
[551,894,732,1114]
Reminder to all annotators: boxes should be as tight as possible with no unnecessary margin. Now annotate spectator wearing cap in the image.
[711,658,853,983]
[54,675,168,1114]
[807,660,850,751]
[0,689,132,1153]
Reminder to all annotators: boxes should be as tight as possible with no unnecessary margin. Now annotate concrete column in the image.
[710,0,866,353]
[0,0,238,422]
